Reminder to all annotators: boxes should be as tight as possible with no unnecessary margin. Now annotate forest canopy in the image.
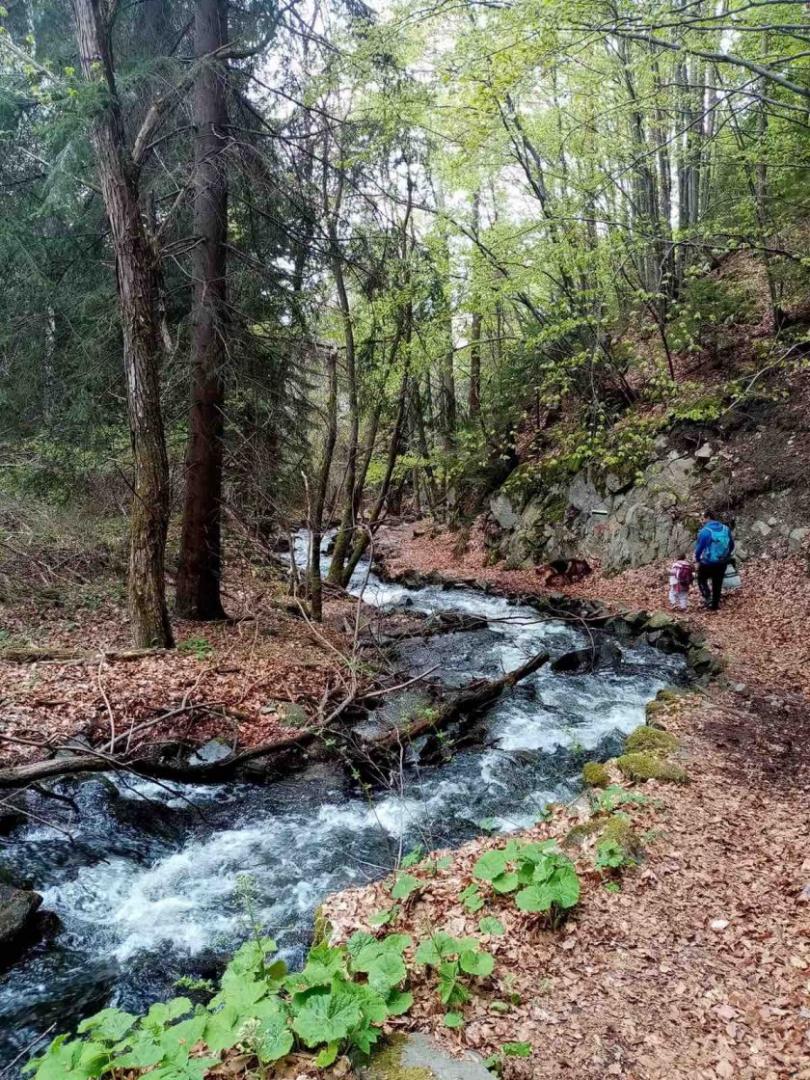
[1,0,809,642]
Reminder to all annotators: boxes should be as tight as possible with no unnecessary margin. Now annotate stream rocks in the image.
[551,638,623,674]
[0,882,44,958]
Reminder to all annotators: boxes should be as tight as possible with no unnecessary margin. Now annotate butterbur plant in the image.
[26,933,415,1079]
[473,839,580,924]
[414,930,495,1010]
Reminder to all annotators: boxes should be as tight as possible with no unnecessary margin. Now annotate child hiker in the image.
[668,554,694,611]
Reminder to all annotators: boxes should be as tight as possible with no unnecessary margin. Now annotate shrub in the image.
[594,813,642,871]
[26,933,416,1078]
[472,839,580,922]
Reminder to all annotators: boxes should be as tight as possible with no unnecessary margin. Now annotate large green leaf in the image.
[291,986,363,1048]
[385,989,413,1016]
[472,849,508,881]
[202,1004,244,1054]
[390,872,421,900]
[255,1012,294,1064]
[77,1008,135,1044]
[459,949,494,977]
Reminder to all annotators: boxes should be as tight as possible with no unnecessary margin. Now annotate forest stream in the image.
[0,545,685,1074]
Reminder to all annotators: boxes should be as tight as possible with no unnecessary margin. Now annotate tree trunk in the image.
[176,0,229,620]
[72,0,173,648]
[309,349,338,621]
[326,177,359,586]
[468,191,482,418]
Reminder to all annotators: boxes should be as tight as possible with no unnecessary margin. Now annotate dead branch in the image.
[358,649,551,756]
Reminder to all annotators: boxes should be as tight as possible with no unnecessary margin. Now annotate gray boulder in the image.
[0,883,42,952]
[551,638,623,674]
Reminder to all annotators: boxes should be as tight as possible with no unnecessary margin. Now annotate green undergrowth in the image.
[26,933,419,1079]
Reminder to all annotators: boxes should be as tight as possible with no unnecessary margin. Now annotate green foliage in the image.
[472,839,580,922]
[478,916,505,936]
[27,931,416,1078]
[177,635,214,661]
[594,811,641,871]
[501,1041,532,1057]
[590,785,649,813]
[390,872,421,901]
[414,931,495,1008]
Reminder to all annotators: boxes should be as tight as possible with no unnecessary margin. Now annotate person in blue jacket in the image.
[694,510,735,610]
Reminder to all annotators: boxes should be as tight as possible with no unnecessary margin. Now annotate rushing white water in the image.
[0,542,684,1071]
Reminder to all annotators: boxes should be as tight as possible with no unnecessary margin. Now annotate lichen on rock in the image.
[362,1038,433,1080]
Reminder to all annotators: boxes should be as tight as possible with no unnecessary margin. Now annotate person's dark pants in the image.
[697,561,728,610]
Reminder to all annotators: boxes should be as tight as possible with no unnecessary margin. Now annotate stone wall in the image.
[487,445,701,572]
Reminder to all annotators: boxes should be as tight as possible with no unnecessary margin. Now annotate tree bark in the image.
[468,191,482,418]
[309,349,338,621]
[175,0,229,620]
[72,0,173,648]
[326,176,360,586]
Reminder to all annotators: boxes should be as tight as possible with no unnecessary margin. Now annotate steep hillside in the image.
[476,256,810,574]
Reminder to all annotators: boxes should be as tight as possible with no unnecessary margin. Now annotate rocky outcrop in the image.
[488,447,700,571]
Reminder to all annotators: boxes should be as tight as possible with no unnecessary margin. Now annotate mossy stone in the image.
[600,812,641,860]
[362,1033,491,1079]
[363,1038,432,1080]
[624,725,678,755]
[563,818,601,848]
[582,761,610,788]
[617,752,688,784]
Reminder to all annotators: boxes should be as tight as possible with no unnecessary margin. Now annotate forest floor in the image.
[318,521,810,1080]
[0,541,383,769]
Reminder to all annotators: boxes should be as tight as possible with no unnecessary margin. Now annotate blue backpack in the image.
[706,523,732,562]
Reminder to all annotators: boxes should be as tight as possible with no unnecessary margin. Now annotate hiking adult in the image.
[694,510,735,611]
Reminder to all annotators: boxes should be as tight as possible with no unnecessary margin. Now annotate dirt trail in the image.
[321,523,810,1079]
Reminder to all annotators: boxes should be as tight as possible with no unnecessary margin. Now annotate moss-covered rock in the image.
[361,1033,491,1079]
[617,751,688,784]
[624,725,678,755]
[600,812,642,861]
[562,817,602,848]
[363,1038,432,1080]
[582,761,610,788]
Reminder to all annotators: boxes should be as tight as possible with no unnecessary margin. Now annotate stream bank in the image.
[319,522,810,1079]
[0,548,688,1075]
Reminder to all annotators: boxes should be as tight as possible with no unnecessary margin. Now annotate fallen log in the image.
[0,729,323,790]
[0,646,169,665]
[361,612,488,648]
[357,649,550,757]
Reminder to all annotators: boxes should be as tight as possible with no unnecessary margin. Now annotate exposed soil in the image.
[317,522,810,1080]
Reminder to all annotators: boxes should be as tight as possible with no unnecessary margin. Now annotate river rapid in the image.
[0,544,684,1072]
